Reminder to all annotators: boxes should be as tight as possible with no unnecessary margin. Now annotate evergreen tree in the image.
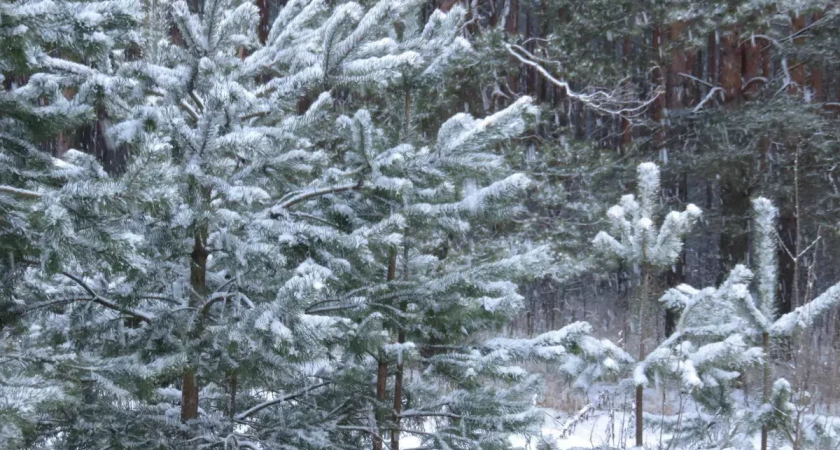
[593,162,701,448]
[648,198,840,449]
[2,0,626,448]
[0,0,140,446]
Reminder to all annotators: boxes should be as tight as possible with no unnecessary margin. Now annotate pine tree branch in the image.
[0,185,42,199]
[305,304,360,314]
[693,87,725,112]
[336,425,380,439]
[272,182,362,214]
[59,272,154,323]
[505,44,662,117]
[771,281,840,336]
[235,382,331,420]
[291,212,341,228]
[397,411,462,419]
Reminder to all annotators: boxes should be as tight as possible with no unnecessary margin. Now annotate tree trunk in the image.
[391,115,412,450]
[720,31,743,107]
[761,331,771,450]
[716,27,749,284]
[391,324,406,450]
[788,13,807,95]
[373,357,388,450]
[707,32,717,87]
[373,251,398,450]
[256,0,270,45]
[229,373,238,420]
[663,22,690,337]
[620,37,633,152]
[182,230,208,422]
[504,0,519,95]
[181,366,200,421]
[636,266,650,447]
[742,34,762,99]
[810,12,825,102]
[651,26,665,147]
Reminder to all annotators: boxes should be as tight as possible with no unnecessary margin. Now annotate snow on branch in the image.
[271,181,362,214]
[506,44,662,117]
[0,185,42,199]
[235,381,331,420]
[593,163,701,268]
[60,272,154,323]
[771,282,840,336]
[753,197,778,321]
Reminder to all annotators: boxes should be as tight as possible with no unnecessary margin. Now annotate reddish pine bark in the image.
[788,14,807,95]
[720,31,743,107]
[742,36,762,98]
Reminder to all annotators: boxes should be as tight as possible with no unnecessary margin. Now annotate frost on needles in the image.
[0,0,628,448]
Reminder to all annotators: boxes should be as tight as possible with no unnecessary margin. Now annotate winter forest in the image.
[4,0,840,449]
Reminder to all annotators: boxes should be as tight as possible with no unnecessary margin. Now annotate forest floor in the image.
[402,385,788,450]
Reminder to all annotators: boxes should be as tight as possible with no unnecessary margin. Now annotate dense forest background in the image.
[494,0,840,403]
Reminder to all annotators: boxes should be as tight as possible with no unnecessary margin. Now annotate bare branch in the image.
[743,77,769,92]
[678,72,715,89]
[505,44,662,117]
[271,182,361,215]
[305,304,360,314]
[60,272,154,323]
[235,382,331,420]
[0,185,42,199]
[693,87,725,112]
[179,100,201,122]
[188,91,205,113]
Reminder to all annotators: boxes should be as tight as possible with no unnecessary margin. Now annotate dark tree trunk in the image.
[182,228,208,422]
[505,0,519,95]
[620,37,633,151]
[256,0,270,44]
[391,326,406,450]
[778,214,797,314]
[373,251,398,450]
[718,178,751,282]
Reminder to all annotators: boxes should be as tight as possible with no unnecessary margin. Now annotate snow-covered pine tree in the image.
[644,198,840,449]
[641,265,765,449]
[0,0,141,446]
[731,198,840,450]
[593,161,701,448]
[269,6,633,448]
[2,0,630,448]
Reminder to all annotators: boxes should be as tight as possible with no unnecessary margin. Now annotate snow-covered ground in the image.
[399,407,643,450]
[401,406,774,450]
[510,408,644,450]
